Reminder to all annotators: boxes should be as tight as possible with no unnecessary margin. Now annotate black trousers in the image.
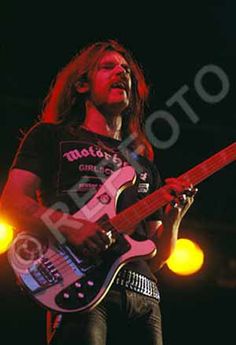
[51,287,163,345]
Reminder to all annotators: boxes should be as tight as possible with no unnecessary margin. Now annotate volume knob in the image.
[63,292,70,299]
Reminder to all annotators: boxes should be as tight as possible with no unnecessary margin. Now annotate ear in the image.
[75,80,90,94]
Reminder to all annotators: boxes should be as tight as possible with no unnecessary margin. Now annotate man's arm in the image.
[0,169,110,252]
[0,169,48,231]
[147,219,180,272]
[147,180,195,273]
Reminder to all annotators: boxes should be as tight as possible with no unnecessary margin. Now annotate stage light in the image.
[0,222,14,254]
[166,238,204,276]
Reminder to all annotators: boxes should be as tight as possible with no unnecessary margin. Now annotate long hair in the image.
[41,40,154,160]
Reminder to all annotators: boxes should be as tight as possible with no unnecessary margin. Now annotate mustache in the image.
[110,76,130,93]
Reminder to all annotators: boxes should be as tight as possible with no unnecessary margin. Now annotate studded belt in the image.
[114,269,160,301]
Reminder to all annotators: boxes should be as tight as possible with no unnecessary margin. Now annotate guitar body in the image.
[8,166,157,313]
[8,142,236,313]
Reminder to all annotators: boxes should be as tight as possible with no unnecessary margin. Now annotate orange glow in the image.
[0,222,14,254]
[166,238,204,276]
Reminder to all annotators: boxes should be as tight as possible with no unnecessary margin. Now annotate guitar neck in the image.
[111,142,236,234]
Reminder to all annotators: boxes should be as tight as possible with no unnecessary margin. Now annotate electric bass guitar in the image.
[8,142,236,313]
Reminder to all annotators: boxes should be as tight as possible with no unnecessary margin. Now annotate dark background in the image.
[0,1,235,344]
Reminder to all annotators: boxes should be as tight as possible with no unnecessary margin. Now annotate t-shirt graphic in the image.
[58,140,130,195]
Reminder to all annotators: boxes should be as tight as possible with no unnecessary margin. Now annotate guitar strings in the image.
[34,147,235,278]
[35,216,114,276]
[111,152,235,230]
[40,162,218,275]
[39,158,220,273]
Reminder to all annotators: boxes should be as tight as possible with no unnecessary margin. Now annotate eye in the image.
[100,63,115,70]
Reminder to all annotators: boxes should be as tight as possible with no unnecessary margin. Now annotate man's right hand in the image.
[63,219,112,257]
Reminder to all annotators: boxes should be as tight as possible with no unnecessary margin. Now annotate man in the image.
[1,40,195,345]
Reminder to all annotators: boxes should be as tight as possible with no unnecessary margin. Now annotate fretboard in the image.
[111,142,236,234]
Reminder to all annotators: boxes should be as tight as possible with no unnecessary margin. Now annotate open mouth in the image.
[111,81,128,93]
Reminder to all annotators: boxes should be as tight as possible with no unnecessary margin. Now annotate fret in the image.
[111,186,169,232]
[110,142,236,234]
[179,143,236,185]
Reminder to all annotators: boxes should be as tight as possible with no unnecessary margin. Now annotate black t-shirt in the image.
[12,122,163,280]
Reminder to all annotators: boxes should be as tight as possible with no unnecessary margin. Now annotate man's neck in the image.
[82,101,122,140]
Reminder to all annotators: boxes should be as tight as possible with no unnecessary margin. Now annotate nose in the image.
[115,64,128,75]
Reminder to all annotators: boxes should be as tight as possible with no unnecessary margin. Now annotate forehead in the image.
[98,51,129,65]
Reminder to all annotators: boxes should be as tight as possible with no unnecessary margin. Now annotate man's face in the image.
[88,51,132,113]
